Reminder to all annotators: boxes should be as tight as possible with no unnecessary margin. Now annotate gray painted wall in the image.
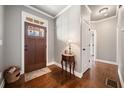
[55,6,81,73]
[93,17,117,62]
[0,5,4,72]
[3,5,55,71]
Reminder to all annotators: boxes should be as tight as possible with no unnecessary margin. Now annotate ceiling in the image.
[88,5,117,21]
[31,5,117,21]
[31,5,67,17]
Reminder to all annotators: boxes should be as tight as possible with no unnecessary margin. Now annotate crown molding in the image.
[24,5,54,19]
[54,5,72,18]
[24,5,72,19]
[85,5,92,13]
[91,15,117,23]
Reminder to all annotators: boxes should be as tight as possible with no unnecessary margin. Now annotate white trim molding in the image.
[0,72,5,88]
[52,62,83,78]
[47,61,56,66]
[21,11,49,74]
[91,15,117,23]
[0,79,5,88]
[54,5,72,18]
[118,68,124,88]
[24,5,72,19]
[24,5,54,19]
[96,59,118,65]
[85,5,92,13]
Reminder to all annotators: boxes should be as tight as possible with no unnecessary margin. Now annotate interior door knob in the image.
[83,48,86,51]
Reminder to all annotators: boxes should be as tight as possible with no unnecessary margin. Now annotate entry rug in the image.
[25,67,51,82]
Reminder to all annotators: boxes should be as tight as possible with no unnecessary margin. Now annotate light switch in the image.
[0,40,3,46]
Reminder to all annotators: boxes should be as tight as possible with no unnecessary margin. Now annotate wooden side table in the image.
[61,53,75,76]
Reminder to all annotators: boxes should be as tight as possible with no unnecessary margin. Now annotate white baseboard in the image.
[47,61,56,66]
[0,72,5,88]
[0,79,5,88]
[96,59,118,65]
[53,62,83,78]
[118,69,124,88]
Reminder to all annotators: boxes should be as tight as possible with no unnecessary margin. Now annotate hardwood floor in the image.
[5,62,121,88]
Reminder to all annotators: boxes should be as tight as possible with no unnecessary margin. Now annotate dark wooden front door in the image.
[25,22,46,73]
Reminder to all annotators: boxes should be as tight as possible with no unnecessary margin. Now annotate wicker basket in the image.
[4,66,20,84]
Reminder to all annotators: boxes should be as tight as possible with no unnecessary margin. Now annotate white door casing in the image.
[21,11,48,74]
[90,30,96,63]
[81,5,91,74]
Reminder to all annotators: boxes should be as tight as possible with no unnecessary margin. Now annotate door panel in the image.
[24,22,46,73]
[82,21,90,73]
[25,38,35,72]
[35,37,46,68]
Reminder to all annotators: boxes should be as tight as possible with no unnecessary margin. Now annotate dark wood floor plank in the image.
[5,61,121,88]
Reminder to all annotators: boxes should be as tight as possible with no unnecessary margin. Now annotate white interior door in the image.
[82,20,91,73]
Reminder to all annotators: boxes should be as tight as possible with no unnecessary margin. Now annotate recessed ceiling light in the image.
[99,7,108,14]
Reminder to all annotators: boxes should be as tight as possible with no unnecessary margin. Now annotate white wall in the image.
[55,6,81,73]
[92,17,117,62]
[3,5,55,71]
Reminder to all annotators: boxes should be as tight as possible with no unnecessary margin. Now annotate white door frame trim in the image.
[21,11,49,74]
[118,68,124,88]
[54,5,72,18]
[81,5,91,74]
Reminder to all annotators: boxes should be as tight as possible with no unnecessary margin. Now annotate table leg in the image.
[73,62,75,75]
[70,63,71,76]
[61,60,63,72]
[65,61,67,72]
[64,61,67,78]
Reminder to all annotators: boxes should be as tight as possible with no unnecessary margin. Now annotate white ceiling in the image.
[88,5,117,21]
[31,5,117,21]
[32,5,67,17]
